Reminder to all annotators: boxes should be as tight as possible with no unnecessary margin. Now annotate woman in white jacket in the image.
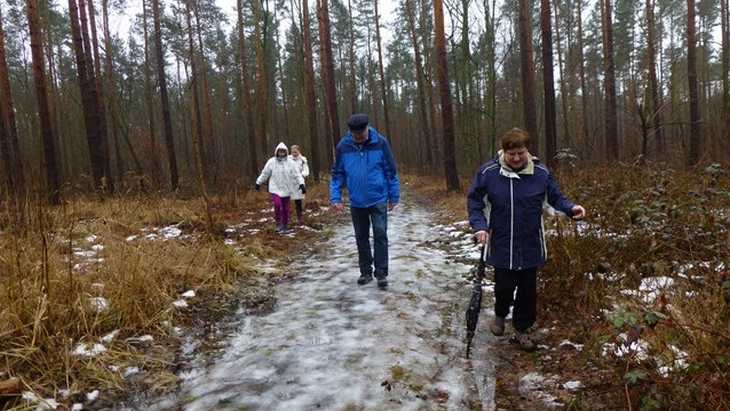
[255,143,305,233]
[289,145,310,224]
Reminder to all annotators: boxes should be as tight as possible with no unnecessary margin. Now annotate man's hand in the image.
[331,202,345,213]
[300,184,306,194]
[388,202,397,211]
[571,205,586,220]
[473,230,490,244]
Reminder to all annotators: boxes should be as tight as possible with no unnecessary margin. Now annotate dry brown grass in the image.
[0,184,331,408]
[406,164,730,409]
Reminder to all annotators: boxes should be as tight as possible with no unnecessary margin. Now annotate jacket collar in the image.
[345,127,378,146]
[497,149,537,179]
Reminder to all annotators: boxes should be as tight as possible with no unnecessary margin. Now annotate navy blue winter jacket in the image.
[330,128,400,208]
[467,155,575,270]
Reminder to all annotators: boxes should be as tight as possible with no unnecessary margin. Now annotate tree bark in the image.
[252,0,269,158]
[434,0,459,191]
[601,0,619,160]
[518,0,539,154]
[152,0,179,190]
[237,0,259,179]
[553,0,571,149]
[373,0,391,140]
[405,0,433,168]
[721,0,729,145]
[141,0,160,179]
[302,0,322,180]
[347,0,358,114]
[27,0,61,203]
[540,0,557,166]
[317,0,339,167]
[686,0,701,166]
[576,0,590,159]
[86,0,114,191]
[645,0,665,155]
[0,7,25,195]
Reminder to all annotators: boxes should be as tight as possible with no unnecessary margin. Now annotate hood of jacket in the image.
[274,142,289,157]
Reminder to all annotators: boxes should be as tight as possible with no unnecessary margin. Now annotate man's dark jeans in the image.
[494,267,537,332]
[350,203,388,278]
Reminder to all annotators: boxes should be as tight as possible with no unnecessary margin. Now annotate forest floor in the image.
[3,163,730,410]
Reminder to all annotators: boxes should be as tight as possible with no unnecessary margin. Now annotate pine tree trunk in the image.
[686,0,701,166]
[434,0,459,191]
[0,8,25,195]
[576,0,590,159]
[141,0,160,179]
[601,0,619,160]
[405,0,433,168]
[27,0,60,203]
[193,0,216,181]
[373,0,391,140]
[721,0,729,145]
[237,0,259,179]
[302,0,322,180]
[646,0,664,155]
[347,0,358,114]
[185,0,213,230]
[518,0,539,154]
[553,0,571,149]
[152,0,179,190]
[317,0,339,168]
[540,0,557,166]
[86,0,114,191]
[70,0,107,191]
[252,0,269,157]
[101,0,131,177]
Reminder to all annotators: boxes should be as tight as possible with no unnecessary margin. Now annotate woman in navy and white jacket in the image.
[467,128,585,351]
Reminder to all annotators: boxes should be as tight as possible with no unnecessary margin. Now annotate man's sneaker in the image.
[357,273,373,285]
[490,317,505,336]
[275,224,284,233]
[376,277,388,289]
[516,331,536,352]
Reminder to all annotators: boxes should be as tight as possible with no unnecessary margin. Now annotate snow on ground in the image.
[518,372,563,408]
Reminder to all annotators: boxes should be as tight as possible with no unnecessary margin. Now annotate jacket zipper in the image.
[509,178,514,270]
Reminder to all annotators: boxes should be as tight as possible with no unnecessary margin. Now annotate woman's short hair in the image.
[500,128,530,151]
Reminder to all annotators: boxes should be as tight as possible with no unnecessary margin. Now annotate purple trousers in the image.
[271,194,290,227]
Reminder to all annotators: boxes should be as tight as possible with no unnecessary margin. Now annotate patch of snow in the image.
[71,404,84,411]
[181,290,196,299]
[101,330,119,343]
[160,226,182,239]
[559,340,584,351]
[86,390,99,402]
[125,335,154,345]
[563,380,583,391]
[85,234,98,243]
[90,244,104,252]
[109,365,119,372]
[224,227,236,233]
[58,389,70,399]
[601,333,649,361]
[172,299,188,308]
[22,391,59,410]
[257,218,271,223]
[88,297,109,313]
[123,367,140,378]
[224,239,236,246]
[518,373,562,408]
[145,233,160,241]
[72,342,107,358]
[125,235,138,242]
[73,249,97,258]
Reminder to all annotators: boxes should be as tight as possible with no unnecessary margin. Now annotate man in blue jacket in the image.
[331,113,400,289]
[467,128,585,351]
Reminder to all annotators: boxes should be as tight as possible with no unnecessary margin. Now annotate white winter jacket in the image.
[256,143,305,198]
[289,154,310,200]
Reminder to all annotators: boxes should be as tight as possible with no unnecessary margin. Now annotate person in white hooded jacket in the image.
[289,145,310,224]
[255,142,306,233]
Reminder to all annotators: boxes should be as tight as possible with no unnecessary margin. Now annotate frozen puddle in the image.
[148,202,495,410]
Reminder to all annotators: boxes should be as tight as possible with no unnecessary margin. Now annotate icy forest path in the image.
[151,200,495,410]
